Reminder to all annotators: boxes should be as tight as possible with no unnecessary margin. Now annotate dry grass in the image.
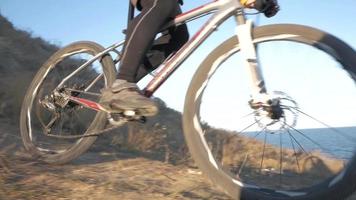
[203,130,347,190]
[0,135,17,175]
[0,154,11,175]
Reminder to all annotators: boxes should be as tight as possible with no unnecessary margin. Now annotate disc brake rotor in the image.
[254,91,299,133]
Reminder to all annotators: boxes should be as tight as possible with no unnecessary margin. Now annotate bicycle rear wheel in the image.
[183,24,356,200]
[20,41,116,164]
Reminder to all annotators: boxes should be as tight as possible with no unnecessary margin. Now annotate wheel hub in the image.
[266,98,284,120]
[40,85,84,112]
[251,91,298,132]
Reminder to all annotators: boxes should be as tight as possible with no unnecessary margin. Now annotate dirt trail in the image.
[1,153,232,200]
[1,117,355,200]
[0,119,231,200]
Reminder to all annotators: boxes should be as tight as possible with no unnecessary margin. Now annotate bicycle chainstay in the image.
[41,89,146,139]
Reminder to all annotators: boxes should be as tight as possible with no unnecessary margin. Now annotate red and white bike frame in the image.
[57,0,266,112]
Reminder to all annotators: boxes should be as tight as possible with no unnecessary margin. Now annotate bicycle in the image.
[20,0,356,199]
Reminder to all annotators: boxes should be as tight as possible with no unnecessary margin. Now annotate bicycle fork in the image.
[234,11,285,122]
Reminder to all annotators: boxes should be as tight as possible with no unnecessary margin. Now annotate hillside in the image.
[0,15,58,122]
[0,14,230,199]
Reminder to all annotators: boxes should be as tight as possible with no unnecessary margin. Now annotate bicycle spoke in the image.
[224,117,265,142]
[238,154,249,176]
[44,113,59,133]
[280,105,298,110]
[285,123,328,153]
[259,132,268,173]
[84,73,104,92]
[240,110,257,119]
[289,132,301,173]
[285,106,356,142]
[238,117,264,135]
[287,129,309,156]
[239,127,268,153]
[251,127,266,139]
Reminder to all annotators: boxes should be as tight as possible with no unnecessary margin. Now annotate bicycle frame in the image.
[144,0,265,97]
[61,0,267,111]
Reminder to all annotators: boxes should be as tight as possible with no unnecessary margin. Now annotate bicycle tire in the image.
[20,41,116,164]
[183,24,356,200]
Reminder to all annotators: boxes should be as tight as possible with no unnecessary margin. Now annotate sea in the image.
[244,126,356,160]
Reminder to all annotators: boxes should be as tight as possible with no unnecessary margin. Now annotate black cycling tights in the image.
[117,0,189,83]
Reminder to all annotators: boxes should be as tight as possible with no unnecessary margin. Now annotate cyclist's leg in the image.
[117,0,178,82]
[101,0,178,115]
[135,5,189,81]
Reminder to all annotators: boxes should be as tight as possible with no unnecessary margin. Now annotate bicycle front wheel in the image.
[183,24,356,200]
[20,41,116,164]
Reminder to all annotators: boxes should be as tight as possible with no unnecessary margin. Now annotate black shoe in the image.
[101,79,158,116]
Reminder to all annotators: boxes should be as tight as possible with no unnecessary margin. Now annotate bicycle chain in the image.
[42,88,131,139]
[43,120,128,139]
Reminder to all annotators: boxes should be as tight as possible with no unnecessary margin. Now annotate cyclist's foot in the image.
[101,79,158,116]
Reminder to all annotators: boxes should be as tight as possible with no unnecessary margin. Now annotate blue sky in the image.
[1,0,356,129]
[1,1,355,47]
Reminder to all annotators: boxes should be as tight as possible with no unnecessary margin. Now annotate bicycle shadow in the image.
[68,133,156,166]
[69,110,190,167]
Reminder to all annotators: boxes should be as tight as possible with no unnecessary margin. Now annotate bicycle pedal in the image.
[137,116,146,123]
[125,114,146,123]
[123,110,136,116]
[103,106,139,117]
[108,111,146,125]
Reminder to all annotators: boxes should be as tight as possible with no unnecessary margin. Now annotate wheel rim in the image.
[191,37,356,194]
[26,48,107,155]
